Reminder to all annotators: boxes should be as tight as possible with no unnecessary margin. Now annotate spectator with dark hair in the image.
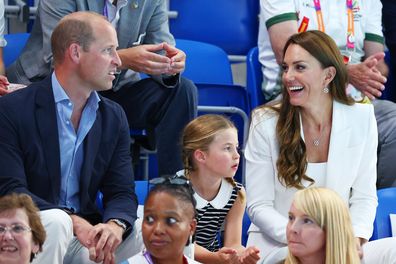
[123,176,200,264]
[0,193,46,264]
[257,0,396,188]
[0,12,142,264]
[246,30,396,264]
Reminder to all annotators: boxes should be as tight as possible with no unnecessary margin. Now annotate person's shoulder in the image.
[338,100,374,117]
[98,95,125,117]
[250,105,279,132]
[0,81,45,108]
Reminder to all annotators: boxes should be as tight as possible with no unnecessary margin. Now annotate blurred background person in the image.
[0,193,46,264]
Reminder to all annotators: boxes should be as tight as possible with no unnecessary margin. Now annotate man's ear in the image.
[69,43,81,63]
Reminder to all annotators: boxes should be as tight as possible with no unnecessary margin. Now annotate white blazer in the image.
[245,101,378,258]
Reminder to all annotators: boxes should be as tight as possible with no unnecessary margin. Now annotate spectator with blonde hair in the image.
[285,187,359,264]
[0,193,46,264]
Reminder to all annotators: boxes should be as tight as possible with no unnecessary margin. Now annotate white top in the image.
[124,251,202,264]
[245,101,378,260]
[258,0,384,100]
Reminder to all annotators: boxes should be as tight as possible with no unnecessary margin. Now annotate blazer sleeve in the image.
[100,104,138,227]
[0,97,55,209]
[245,110,288,244]
[349,104,378,239]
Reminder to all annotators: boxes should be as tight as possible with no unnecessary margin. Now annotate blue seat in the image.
[175,39,251,184]
[242,211,251,246]
[96,180,149,213]
[170,0,259,56]
[176,39,233,85]
[371,187,396,240]
[3,33,30,67]
[246,47,266,108]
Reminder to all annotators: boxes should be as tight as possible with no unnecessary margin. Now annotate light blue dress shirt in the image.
[52,73,100,213]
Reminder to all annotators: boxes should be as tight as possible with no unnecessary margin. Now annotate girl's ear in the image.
[193,149,206,164]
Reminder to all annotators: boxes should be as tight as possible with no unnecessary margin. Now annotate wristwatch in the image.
[108,218,127,232]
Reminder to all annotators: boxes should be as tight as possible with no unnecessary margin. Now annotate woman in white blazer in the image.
[245,30,396,264]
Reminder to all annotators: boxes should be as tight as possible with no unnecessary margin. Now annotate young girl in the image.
[123,179,200,264]
[181,114,260,264]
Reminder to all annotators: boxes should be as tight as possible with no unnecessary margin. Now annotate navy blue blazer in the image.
[0,76,137,226]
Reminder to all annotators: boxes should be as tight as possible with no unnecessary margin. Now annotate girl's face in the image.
[142,192,196,263]
[286,203,326,262]
[0,208,39,264]
[199,128,240,179]
[282,44,332,108]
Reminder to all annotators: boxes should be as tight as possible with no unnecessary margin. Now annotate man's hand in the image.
[87,222,124,264]
[70,214,96,254]
[117,43,172,75]
[0,75,10,96]
[163,43,186,75]
[347,52,387,100]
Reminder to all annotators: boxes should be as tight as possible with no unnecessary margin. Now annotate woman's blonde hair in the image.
[285,187,360,264]
[181,114,244,201]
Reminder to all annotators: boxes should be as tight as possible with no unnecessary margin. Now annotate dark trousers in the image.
[101,77,197,177]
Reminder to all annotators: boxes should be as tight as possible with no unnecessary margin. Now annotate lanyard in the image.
[312,0,355,51]
[103,0,109,19]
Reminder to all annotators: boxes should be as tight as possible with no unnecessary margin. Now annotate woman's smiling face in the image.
[282,44,332,108]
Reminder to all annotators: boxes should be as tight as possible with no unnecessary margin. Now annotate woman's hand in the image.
[215,247,239,264]
[238,246,260,264]
[355,237,367,259]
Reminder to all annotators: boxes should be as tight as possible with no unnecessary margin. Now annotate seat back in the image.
[170,0,259,56]
[246,47,266,108]
[3,33,30,67]
[96,180,149,215]
[176,39,233,85]
[371,187,396,240]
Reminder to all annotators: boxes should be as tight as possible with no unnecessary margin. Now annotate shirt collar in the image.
[51,72,101,107]
[194,178,233,209]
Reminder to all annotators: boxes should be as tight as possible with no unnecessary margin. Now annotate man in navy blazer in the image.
[0,12,141,264]
[7,0,198,177]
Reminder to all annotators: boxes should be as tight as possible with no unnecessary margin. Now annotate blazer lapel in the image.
[79,108,102,209]
[35,78,61,203]
[326,101,351,190]
[117,0,145,49]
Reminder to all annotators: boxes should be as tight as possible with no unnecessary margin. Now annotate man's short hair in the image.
[51,12,107,65]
